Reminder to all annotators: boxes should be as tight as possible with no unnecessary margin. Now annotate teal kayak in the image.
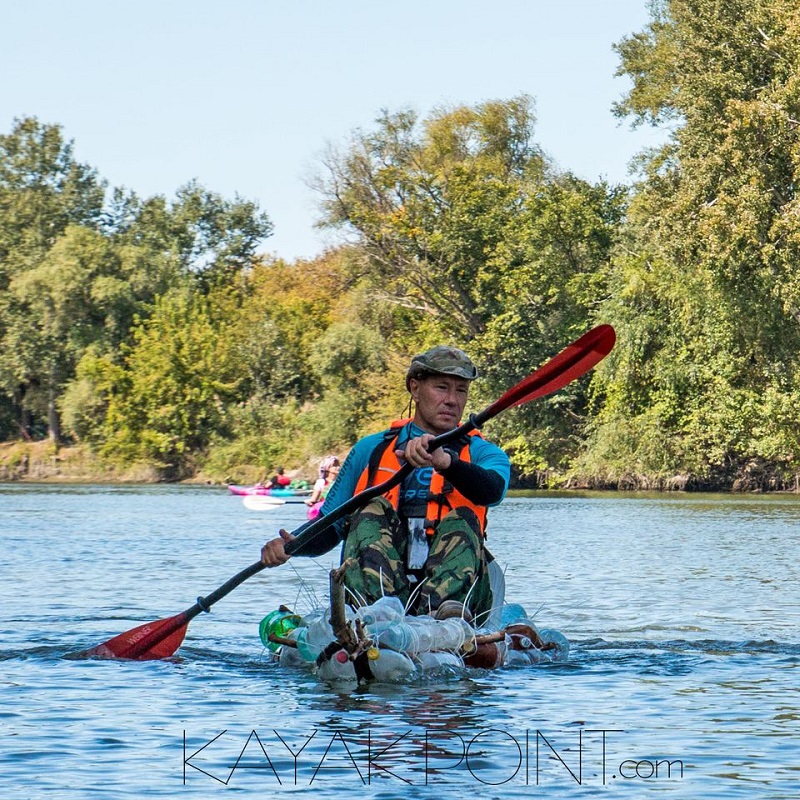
[228,484,310,497]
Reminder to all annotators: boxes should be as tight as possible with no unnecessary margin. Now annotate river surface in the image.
[1,484,798,799]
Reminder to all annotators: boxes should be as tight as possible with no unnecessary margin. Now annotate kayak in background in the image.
[228,485,311,498]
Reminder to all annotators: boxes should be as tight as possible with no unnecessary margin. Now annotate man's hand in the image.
[396,434,452,471]
[260,529,296,567]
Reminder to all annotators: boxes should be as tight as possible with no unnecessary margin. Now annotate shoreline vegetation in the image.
[3,5,800,494]
[2,440,797,494]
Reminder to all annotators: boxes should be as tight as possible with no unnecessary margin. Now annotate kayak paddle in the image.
[242,496,310,511]
[70,323,615,661]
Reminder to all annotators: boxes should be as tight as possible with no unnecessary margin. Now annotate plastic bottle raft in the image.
[259,592,569,683]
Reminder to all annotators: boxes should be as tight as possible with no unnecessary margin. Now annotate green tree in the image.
[232,253,348,404]
[1,226,122,441]
[0,117,274,444]
[98,290,243,476]
[316,96,547,339]
[475,177,624,480]
[107,181,273,290]
[0,117,105,274]
[315,98,622,480]
[0,118,105,438]
[304,320,387,448]
[587,0,800,487]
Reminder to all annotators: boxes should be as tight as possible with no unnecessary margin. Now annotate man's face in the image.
[409,374,470,435]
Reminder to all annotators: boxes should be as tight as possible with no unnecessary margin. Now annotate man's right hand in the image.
[397,433,452,471]
[260,529,296,567]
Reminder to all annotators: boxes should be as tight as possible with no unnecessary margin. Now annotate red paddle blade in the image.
[485,324,616,417]
[70,613,189,660]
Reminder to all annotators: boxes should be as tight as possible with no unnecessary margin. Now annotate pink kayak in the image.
[227,485,310,497]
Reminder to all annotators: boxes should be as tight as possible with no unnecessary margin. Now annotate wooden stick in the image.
[268,633,298,648]
[329,566,358,652]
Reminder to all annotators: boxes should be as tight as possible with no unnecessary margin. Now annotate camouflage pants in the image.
[340,497,492,619]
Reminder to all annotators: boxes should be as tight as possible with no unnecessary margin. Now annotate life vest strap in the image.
[426,491,452,504]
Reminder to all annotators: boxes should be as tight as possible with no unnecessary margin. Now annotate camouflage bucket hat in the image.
[405,345,478,389]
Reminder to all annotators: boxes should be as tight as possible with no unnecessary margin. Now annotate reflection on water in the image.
[0,484,798,798]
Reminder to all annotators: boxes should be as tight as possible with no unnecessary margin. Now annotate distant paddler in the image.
[256,465,291,490]
[305,455,340,519]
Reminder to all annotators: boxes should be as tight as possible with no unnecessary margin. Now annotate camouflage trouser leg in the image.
[340,497,410,609]
[418,508,492,621]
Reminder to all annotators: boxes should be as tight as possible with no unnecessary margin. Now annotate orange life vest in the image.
[353,419,488,537]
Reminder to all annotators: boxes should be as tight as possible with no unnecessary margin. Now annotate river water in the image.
[0,484,797,798]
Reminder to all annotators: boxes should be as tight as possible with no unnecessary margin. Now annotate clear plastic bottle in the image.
[295,609,334,662]
[357,595,405,626]
[505,648,533,667]
[317,648,357,682]
[500,603,529,627]
[429,617,473,651]
[366,615,474,655]
[367,648,416,681]
[405,616,435,651]
[536,628,570,662]
[277,629,308,668]
[367,620,419,653]
[415,650,463,671]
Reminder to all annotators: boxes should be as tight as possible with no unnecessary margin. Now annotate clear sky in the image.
[1,0,666,262]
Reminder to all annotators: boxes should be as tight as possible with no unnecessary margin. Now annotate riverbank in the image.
[0,440,288,487]
[0,441,166,484]
[2,439,798,493]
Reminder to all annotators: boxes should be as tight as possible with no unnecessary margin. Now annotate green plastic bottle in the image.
[259,610,303,652]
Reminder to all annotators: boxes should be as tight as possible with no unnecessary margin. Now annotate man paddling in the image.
[261,345,511,621]
[76,326,611,662]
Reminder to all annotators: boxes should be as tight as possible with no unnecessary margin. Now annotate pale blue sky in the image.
[2,0,667,261]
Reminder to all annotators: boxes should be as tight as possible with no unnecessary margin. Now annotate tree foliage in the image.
[316,97,548,338]
[94,290,243,476]
[315,97,622,480]
[0,117,272,444]
[0,118,106,439]
[0,117,105,274]
[585,0,800,487]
